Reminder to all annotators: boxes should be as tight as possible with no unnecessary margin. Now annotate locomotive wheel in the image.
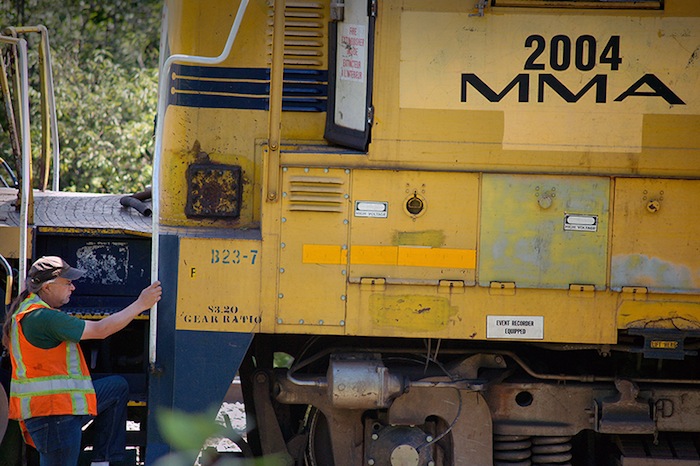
[305,408,334,466]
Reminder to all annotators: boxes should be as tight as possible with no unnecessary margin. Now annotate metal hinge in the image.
[331,0,344,21]
[470,0,489,17]
[490,281,515,290]
[439,280,465,289]
[621,286,648,301]
[360,277,386,291]
[370,0,378,17]
[489,281,515,296]
[621,286,648,294]
[439,280,466,294]
[569,284,595,292]
[367,105,374,126]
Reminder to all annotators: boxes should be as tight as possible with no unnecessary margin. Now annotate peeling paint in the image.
[76,242,129,285]
[392,230,445,248]
[624,316,700,330]
[618,301,700,330]
[369,294,457,332]
[688,47,700,68]
[611,254,697,293]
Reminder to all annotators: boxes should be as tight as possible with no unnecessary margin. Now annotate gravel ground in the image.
[126,401,247,464]
[206,402,247,452]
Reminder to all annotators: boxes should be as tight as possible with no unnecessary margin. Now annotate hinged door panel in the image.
[278,167,351,327]
[611,178,700,294]
[479,174,610,289]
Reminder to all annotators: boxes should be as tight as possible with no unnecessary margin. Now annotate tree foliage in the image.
[0,0,162,193]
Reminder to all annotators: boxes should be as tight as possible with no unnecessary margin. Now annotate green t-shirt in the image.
[20,307,85,349]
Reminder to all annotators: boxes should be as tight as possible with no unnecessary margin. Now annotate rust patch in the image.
[185,162,242,218]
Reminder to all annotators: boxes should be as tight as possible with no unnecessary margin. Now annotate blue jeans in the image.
[23,375,129,466]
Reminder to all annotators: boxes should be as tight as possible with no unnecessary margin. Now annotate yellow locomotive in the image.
[2,0,700,464]
[148,0,700,463]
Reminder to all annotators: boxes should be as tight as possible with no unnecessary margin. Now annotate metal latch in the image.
[621,286,648,301]
[621,286,648,295]
[489,281,515,296]
[439,280,465,289]
[569,283,595,298]
[360,277,386,291]
[439,280,465,294]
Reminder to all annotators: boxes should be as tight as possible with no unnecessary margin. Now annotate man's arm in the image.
[81,281,162,340]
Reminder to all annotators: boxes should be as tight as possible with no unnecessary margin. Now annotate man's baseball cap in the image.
[28,256,86,285]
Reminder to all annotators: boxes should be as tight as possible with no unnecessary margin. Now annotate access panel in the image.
[479,174,610,289]
[611,178,700,294]
[349,170,479,284]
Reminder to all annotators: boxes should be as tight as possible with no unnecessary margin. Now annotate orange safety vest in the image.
[8,293,97,420]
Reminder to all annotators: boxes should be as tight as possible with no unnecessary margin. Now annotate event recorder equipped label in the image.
[487,316,544,340]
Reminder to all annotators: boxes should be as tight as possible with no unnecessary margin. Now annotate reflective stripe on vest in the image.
[9,293,96,419]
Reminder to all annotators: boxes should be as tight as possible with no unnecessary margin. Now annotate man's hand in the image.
[82,281,163,340]
[136,281,162,312]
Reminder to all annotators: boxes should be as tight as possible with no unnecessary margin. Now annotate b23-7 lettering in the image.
[211,249,258,265]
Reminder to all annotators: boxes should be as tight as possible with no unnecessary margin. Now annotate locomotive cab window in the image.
[324,0,376,151]
[491,0,662,9]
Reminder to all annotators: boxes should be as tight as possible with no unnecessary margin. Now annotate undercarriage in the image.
[240,335,700,465]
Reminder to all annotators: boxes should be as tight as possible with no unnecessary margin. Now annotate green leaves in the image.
[0,0,161,193]
[154,407,293,466]
[157,407,227,452]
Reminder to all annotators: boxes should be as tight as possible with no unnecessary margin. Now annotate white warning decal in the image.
[487,315,544,340]
[355,201,388,218]
[339,24,366,83]
[564,214,598,232]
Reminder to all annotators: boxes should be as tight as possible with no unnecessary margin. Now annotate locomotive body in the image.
[148,0,700,464]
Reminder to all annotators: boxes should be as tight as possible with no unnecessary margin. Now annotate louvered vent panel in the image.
[288,176,344,212]
[267,2,326,68]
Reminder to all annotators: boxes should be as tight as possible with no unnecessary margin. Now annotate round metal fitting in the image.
[647,200,660,213]
[404,192,427,218]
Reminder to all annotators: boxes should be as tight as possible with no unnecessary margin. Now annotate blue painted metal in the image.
[168,64,328,112]
[145,234,253,464]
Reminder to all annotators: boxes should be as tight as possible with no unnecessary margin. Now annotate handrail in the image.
[149,0,250,366]
[5,26,60,191]
[0,47,21,185]
[0,36,31,291]
[265,0,286,202]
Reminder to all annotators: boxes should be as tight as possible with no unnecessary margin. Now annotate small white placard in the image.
[564,214,598,232]
[355,201,388,218]
[339,24,367,83]
[487,315,544,340]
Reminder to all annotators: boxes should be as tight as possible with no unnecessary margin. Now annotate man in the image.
[1,256,161,466]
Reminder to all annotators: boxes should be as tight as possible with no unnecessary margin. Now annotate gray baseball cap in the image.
[28,256,86,285]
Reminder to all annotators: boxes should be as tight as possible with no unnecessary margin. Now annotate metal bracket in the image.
[596,379,655,435]
[627,327,698,360]
[470,0,489,17]
[330,0,344,21]
[251,370,294,465]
